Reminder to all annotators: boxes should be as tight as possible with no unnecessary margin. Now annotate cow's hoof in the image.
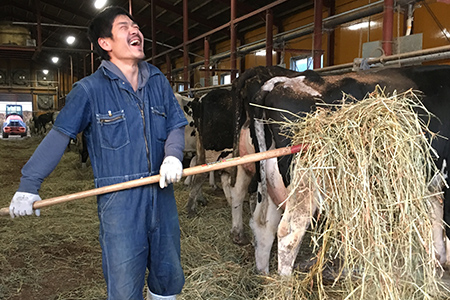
[186,206,197,218]
[230,230,250,246]
[196,195,208,207]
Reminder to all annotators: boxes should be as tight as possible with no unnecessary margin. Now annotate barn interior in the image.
[1,0,450,299]
[1,0,450,123]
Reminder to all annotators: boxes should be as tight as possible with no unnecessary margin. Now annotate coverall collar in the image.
[100,60,151,90]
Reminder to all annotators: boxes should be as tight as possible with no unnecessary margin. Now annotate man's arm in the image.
[159,126,186,189]
[10,129,71,218]
[18,129,71,194]
[164,126,185,162]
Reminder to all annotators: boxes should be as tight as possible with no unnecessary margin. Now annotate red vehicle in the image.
[2,105,27,138]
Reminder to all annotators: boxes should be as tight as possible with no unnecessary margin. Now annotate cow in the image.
[174,93,197,159]
[232,65,450,276]
[182,88,265,245]
[185,89,237,216]
[175,92,215,189]
[32,112,56,135]
[66,132,90,168]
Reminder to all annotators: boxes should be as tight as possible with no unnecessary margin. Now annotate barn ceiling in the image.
[1,0,315,73]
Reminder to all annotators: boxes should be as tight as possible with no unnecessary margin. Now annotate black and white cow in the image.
[175,93,197,159]
[67,132,90,168]
[32,112,55,135]
[176,91,227,188]
[232,65,450,275]
[185,89,237,218]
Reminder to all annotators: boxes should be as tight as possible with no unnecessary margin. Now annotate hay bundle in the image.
[283,88,448,299]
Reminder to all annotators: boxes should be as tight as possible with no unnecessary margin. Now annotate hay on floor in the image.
[282,87,449,299]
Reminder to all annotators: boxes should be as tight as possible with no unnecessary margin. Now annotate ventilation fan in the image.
[37,71,52,86]
[12,69,29,86]
[37,94,54,110]
[0,69,6,85]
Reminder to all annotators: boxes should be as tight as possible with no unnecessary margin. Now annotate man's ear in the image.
[98,37,112,52]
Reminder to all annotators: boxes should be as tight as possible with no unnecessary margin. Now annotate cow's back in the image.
[190,89,234,151]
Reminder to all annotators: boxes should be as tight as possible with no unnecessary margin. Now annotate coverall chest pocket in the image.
[96,110,130,150]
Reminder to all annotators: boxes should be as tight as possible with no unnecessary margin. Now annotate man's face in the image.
[100,14,145,62]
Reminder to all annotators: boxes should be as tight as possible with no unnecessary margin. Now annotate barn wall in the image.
[167,0,450,90]
[414,2,450,49]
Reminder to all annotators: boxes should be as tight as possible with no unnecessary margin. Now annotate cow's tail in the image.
[251,88,273,224]
[230,67,261,187]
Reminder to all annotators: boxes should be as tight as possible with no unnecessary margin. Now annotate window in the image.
[178,84,190,92]
[221,74,231,85]
[220,73,239,85]
[290,55,323,72]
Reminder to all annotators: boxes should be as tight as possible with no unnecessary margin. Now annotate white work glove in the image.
[159,156,183,189]
[9,192,41,218]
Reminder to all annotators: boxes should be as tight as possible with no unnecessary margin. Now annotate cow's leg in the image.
[186,173,207,217]
[446,237,450,267]
[220,172,232,206]
[227,124,255,245]
[209,171,217,189]
[186,135,209,217]
[184,156,196,186]
[277,180,318,276]
[80,134,89,168]
[229,165,252,245]
[430,194,447,265]
[250,191,282,274]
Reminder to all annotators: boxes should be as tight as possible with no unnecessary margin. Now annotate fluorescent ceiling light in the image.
[66,36,76,45]
[94,0,107,9]
[255,49,276,56]
[348,21,376,31]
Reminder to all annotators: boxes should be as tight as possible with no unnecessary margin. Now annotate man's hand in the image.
[159,156,183,189]
[9,192,41,218]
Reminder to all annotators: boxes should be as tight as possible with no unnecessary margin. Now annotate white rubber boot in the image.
[147,289,176,300]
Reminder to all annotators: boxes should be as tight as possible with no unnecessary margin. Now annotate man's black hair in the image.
[87,6,136,61]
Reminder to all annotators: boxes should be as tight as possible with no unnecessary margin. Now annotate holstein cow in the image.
[65,131,90,168]
[186,89,238,218]
[227,66,302,245]
[186,88,264,246]
[175,93,217,188]
[32,112,56,135]
[174,93,197,159]
[233,65,450,275]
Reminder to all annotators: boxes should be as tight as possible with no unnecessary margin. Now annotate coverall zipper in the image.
[99,115,123,124]
[136,101,151,172]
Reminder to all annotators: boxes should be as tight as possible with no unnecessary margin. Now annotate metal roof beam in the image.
[150,0,224,31]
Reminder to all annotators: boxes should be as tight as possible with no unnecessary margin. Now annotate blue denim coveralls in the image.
[53,61,187,299]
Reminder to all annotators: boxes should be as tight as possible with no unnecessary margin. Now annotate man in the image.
[9,6,187,300]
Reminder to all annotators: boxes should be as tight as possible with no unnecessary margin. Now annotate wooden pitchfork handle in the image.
[0,145,306,217]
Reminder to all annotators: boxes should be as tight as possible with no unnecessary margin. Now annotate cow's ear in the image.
[304,70,324,84]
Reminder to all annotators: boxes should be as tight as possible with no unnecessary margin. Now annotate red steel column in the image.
[326,0,335,67]
[204,37,210,87]
[313,0,323,69]
[151,0,157,64]
[230,0,237,81]
[129,0,133,15]
[35,0,42,53]
[266,9,273,66]
[83,55,86,78]
[166,54,172,83]
[382,0,394,56]
[91,43,94,74]
[183,0,189,90]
